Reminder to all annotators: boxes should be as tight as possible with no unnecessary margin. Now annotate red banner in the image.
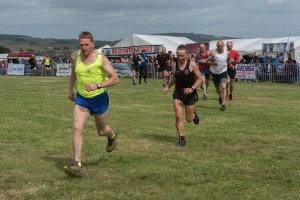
[103,45,162,56]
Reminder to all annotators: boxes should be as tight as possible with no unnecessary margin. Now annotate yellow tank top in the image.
[44,58,50,65]
[75,50,108,98]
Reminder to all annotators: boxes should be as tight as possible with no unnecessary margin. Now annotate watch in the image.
[96,83,102,89]
[191,85,196,90]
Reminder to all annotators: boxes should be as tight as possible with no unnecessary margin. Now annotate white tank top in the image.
[210,50,228,74]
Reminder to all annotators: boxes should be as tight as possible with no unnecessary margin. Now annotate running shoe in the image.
[106,129,118,152]
[177,137,186,147]
[229,94,233,100]
[63,162,83,178]
[203,93,208,99]
[193,110,200,125]
[218,97,222,105]
[220,104,226,111]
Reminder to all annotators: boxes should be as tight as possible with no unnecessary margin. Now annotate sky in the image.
[1,0,299,41]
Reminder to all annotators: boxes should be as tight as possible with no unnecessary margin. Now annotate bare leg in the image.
[173,99,184,137]
[72,105,90,162]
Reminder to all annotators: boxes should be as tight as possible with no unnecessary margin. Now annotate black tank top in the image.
[175,60,195,93]
[132,55,139,66]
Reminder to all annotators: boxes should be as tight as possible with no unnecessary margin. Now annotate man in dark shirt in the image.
[28,54,37,76]
[156,47,170,87]
[163,44,202,147]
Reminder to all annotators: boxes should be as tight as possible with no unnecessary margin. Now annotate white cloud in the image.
[1,0,300,40]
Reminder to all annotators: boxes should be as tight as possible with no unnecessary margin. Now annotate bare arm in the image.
[206,50,217,65]
[85,55,119,91]
[190,60,202,88]
[68,52,77,101]
[100,55,120,87]
[163,62,176,94]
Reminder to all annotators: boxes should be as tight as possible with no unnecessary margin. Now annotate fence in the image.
[2,62,300,83]
[237,63,300,83]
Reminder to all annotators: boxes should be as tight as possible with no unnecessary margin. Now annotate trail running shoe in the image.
[193,110,200,125]
[177,137,186,147]
[63,162,83,178]
[229,94,233,100]
[203,93,208,99]
[106,129,118,152]
[218,97,222,105]
[220,104,226,111]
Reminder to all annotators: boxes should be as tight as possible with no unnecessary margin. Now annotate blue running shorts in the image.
[75,91,109,115]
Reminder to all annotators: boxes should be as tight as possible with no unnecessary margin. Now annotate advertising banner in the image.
[102,45,162,56]
[56,63,72,76]
[262,42,294,53]
[7,64,25,75]
[236,64,256,79]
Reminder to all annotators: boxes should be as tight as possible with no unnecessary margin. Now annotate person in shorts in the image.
[207,40,230,111]
[156,47,171,87]
[197,43,211,99]
[129,50,143,85]
[64,31,120,178]
[28,54,37,76]
[163,44,202,147]
[226,41,240,100]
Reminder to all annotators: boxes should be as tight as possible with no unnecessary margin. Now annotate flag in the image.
[283,34,291,62]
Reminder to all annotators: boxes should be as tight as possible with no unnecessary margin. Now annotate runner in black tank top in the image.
[162,44,202,147]
[174,59,196,94]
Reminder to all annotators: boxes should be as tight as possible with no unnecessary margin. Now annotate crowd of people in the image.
[0,55,71,76]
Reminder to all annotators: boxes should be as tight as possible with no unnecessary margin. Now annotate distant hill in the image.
[0,33,237,55]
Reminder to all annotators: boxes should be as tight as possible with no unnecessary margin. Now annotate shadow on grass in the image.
[195,102,219,110]
[41,156,109,171]
[142,133,175,144]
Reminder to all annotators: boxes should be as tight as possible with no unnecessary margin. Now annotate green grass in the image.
[0,76,300,200]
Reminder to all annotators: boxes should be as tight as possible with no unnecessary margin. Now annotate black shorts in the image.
[30,65,36,70]
[131,65,139,72]
[158,66,167,72]
[173,91,198,105]
[212,71,228,88]
[227,69,236,79]
[166,66,172,71]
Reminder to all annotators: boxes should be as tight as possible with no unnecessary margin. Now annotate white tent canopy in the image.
[101,44,111,48]
[0,53,8,61]
[113,34,196,53]
[209,36,300,54]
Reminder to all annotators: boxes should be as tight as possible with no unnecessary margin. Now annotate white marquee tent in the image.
[113,34,196,53]
[209,36,300,63]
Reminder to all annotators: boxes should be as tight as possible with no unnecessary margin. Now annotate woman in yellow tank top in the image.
[43,55,52,76]
[64,31,120,178]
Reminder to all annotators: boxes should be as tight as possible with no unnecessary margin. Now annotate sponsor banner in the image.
[103,45,162,56]
[7,64,25,75]
[262,42,294,53]
[56,63,71,76]
[236,64,256,79]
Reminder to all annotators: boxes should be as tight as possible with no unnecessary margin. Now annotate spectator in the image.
[139,50,148,84]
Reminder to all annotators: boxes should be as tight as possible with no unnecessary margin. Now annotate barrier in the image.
[236,63,300,83]
[5,62,299,83]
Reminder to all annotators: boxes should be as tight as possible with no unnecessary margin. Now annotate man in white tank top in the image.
[207,40,230,111]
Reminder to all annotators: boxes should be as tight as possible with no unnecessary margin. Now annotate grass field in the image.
[0,76,300,200]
